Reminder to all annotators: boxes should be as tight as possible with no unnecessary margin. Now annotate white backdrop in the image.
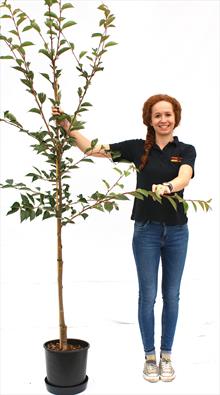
[0,1,219,394]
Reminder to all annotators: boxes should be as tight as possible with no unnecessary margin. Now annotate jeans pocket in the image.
[134,220,150,229]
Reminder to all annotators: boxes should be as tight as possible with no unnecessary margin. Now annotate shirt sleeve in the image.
[181,144,196,178]
[109,139,141,163]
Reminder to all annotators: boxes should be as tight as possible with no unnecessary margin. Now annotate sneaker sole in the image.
[143,373,159,383]
[160,374,176,382]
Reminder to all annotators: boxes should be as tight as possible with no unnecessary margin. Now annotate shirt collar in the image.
[153,136,179,150]
[172,136,179,146]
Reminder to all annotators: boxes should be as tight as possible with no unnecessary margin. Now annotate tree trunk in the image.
[56,151,68,350]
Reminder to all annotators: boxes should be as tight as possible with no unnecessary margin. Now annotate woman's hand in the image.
[51,106,71,135]
[152,184,170,196]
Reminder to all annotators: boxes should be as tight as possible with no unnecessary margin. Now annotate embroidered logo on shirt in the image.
[170,156,183,163]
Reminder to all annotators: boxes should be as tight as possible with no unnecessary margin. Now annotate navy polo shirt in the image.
[109,136,196,225]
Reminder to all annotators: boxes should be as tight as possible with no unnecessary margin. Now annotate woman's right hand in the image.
[51,106,71,134]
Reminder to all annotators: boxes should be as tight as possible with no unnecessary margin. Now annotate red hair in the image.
[139,94,182,170]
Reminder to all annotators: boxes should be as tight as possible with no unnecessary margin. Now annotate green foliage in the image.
[0,0,212,227]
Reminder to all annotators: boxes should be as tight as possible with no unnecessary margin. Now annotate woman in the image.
[52,94,196,383]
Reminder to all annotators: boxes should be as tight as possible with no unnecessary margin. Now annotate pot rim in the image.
[43,338,90,353]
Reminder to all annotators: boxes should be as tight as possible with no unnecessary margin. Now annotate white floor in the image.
[0,257,220,395]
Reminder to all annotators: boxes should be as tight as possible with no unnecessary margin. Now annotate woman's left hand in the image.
[152,184,170,196]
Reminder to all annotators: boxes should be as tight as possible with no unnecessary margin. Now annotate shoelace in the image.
[161,358,173,373]
[146,361,157,372]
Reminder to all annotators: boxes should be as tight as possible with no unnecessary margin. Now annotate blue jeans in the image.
[132,220,189,354]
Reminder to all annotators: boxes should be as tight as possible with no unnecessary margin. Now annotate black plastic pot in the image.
[44,339,89,395]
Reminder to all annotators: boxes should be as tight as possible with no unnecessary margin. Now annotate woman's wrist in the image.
[163,182,174,193]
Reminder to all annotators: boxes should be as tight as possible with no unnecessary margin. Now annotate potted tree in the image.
[0,1,211,394]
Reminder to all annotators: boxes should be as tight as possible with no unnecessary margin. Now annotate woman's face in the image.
[150,101,175,137]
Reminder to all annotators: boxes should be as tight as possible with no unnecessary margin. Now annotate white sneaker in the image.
[143,355,159,383]
[159,354,176,382]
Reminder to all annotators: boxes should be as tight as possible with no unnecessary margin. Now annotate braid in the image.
[139,126,155,170]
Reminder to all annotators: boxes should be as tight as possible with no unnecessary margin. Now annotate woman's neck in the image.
[155,135,174,150]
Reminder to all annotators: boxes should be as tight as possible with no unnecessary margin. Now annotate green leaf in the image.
[44,0,58,5]
[7,202,20,215]
[20,209,29,222]
[79,51,87,59]
[136,188,149,198]
[165,196,177,211]
[183,201,189,214]
[29,108,41,114]
[57,47,71,56]
[6,179,14,185]
[102,179,110,189]
[26,172,40,182]
[21,41,34,47]
[78,108,88,113]
[81,158,94,163]
[4,111,22,125]
[112,194,129,201]
[81,102,92,107]
[29,210,36,221]
[94,204,104,212]
[91,32,102,37]
[12,66,26,73]
[36,208,43,217]
[38,93,46,104]
[20,79,32,88]
[9,29,19,37]
[17,16,27,26]
[43,211,52,220]
[77,87,82,97]
[191,200,197,212]
[40,72,51,82]
[62,21,77,29]
[105,41,118,48]
[148,191,162,204]
[69,42,75,50]
[31,21,41,33]
[39,48,52,59]
[104,201,114,213]
[44,11,59,19]
[204,202,210,212]
[62,3,74,10]
[0,14,11,18]
[99,19,105,27]
[98,4,107,11]
[129,191,144,200]
[13,8,21,16]
[197,200,205,211]
[113,167,122,175]
[69,119,85,131]
[81,213,88,220]
[101,35,110,42]
[91,138,98,148]
[0,56,14,59]
[21,193,31,206]
[22,25,32,32]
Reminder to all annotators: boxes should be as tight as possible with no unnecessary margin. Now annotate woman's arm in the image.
[152,164,193,195]
[52,106,111,158]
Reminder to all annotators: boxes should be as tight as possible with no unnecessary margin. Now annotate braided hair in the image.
[139,94,182,170]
